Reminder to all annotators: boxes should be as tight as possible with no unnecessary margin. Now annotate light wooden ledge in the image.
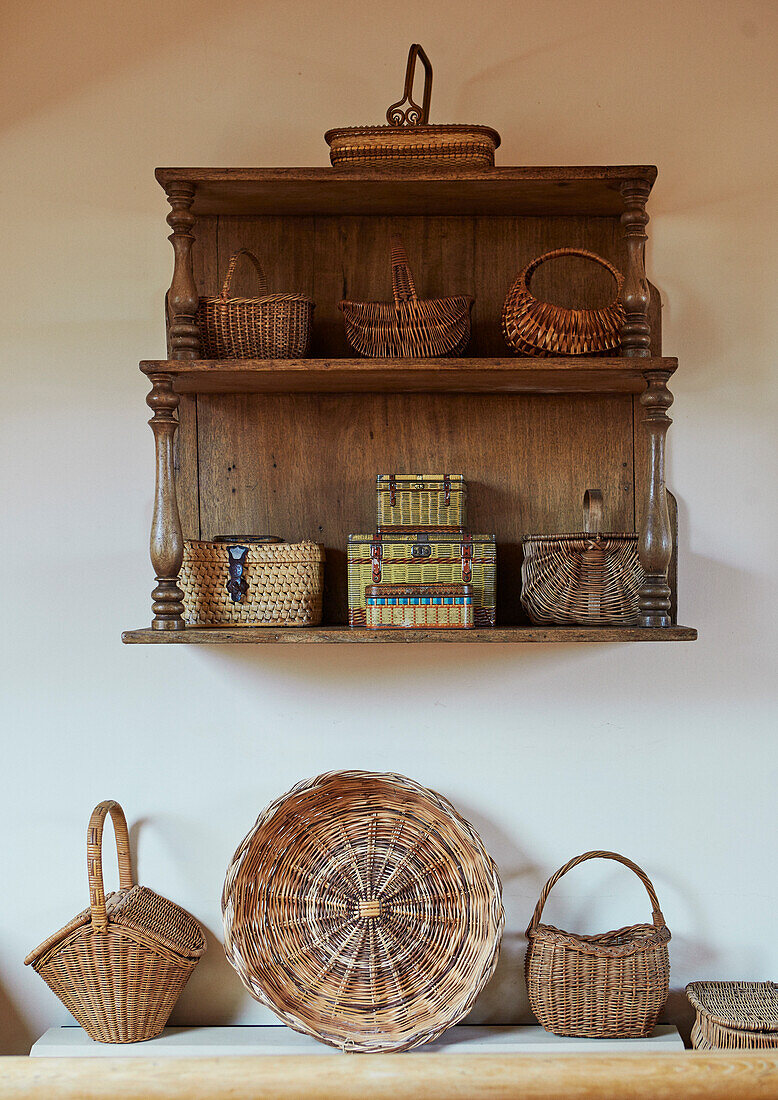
[2,1053,778,1100]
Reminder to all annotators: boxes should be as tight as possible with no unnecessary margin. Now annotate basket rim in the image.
[198,293,315,307]
[523,531,638,544]
[686,982,778,1032]
[325,124,501,146]
[222,769,504,1052]
[340,294,474,311]
[528,919,671,958]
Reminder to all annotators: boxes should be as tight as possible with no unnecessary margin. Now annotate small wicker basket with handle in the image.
[502,248,625,356]
[525,851,671,1039]
[196,248,314,359]
[340,238,473,358]
[521,490,644,626]
[222,770,503,1052]
[25,801,205,1043]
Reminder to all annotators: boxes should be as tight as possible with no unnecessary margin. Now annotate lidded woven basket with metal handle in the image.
[340,237,473,357]
[502,248,625,356]
[525,850,671,1039]
[25,801,205,1043]
[325,44,500,168]
[222,770,504,1052]
[196,248,314,359]
[521,490,644,626]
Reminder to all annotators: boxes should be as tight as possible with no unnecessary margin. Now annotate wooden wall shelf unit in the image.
[125,165,696,644]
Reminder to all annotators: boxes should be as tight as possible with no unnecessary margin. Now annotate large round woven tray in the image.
[222,771,504,1052]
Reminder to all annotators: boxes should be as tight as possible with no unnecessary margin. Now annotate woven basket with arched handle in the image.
[25,801,205,1043]
[196,248,314,359]
[525,850,671,1039]
[502,248,625,356]
[222,770,504,1052]
[339,238,473,358]
[521,490,645,625]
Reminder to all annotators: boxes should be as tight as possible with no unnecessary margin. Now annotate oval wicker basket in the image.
[25,801,205,1043]
[502,248,625,357]
[521,490,644,626]
[525,851,671,1039]
[325,44,500,168]
[687,982,778,1050]
[340,238,473,358]
[196,249,314,359]
[222,770,504,1052]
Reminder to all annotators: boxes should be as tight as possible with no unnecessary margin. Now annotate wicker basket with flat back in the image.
[340,238,473,358]
[687,982,778,1049]
[222,771,504,1052]
[525,851,671,1039]
[25,801,205,1043]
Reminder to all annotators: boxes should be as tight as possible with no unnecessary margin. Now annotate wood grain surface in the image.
[122,625,697,644]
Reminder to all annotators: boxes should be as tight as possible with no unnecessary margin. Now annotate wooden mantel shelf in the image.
[122,625,697,644]
[140,357,677,396]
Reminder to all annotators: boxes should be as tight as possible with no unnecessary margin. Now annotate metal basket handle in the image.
[390,238,418,304]
[520,248,624,304]
[220,249,269,300]
[583,489,604,534]
[526,850,666,937]
[87,800,134,933]
[386,43,433,126]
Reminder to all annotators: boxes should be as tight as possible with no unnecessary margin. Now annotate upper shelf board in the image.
[154,166,657,217]
[139,357,677,396]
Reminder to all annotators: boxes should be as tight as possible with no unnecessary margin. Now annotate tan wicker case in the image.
[376,473,467,528]
[222,771,503,1052]
[181,537,325,626]
[365,583,474,628]
[25,801,205,1044]
[525,851,670,1039]
[687,982,778,1049]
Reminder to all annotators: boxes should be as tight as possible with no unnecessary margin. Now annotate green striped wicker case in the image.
[376,474,467,529]
[348,531,496,627]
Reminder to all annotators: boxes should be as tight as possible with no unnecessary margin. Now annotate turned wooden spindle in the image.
[638,369,673,627]
[620,179,652,357]
[165,181,201,360]
[147,374,185,630]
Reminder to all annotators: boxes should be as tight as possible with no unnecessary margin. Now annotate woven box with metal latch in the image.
[348,531,496,627]
[376,473,467,529]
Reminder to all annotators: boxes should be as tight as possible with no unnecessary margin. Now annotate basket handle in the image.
[520,248,624,302]
[87,800,134,933]
[386,43,433,126]
[220,249,268,300]
[583,489,604,534]
[390,238,418,304]
[526,850,666,937]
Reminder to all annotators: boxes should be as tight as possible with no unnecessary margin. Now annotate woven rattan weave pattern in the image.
[525,851,670,1039]
[502,248,625,357]
[25,801,205,1043]
[222,771,503,1052]
[687,982,778,1049]
[340,238,473,358]
[196,248,314,359]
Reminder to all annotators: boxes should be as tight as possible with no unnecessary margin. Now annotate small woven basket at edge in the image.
[687,982,778,1049]
[525,850,671,1039]
[25,801,205,1043]
[222,770,504,1052]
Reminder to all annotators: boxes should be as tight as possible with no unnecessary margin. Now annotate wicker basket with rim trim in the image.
[521,490,644,626]
[687,982,778,1049]
[196,249,314,359]
[325,44,500,168]
[180,536,324,626]
[222,770,504,1053]
[25,801,205,1043]
[502,248,625,356]
[340,238,473,358]
[526,851,671,1039]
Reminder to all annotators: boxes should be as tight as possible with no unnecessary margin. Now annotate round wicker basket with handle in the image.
[525,851,671,1039]
[502,248,625,356]
[222,770,504,1052]
[25,801,205,1043]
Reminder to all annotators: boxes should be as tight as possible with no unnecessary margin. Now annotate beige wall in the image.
[1,0,776,1054]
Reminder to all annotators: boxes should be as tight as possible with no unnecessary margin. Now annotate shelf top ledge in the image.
[154,165,658,217]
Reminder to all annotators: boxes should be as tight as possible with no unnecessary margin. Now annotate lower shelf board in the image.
[122,624,697,644]
[31,1024,684,1058]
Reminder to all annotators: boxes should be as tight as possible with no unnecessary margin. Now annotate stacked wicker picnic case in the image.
[347,474,496,629]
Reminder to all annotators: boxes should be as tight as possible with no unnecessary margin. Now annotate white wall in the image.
[1,0,776,1053]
